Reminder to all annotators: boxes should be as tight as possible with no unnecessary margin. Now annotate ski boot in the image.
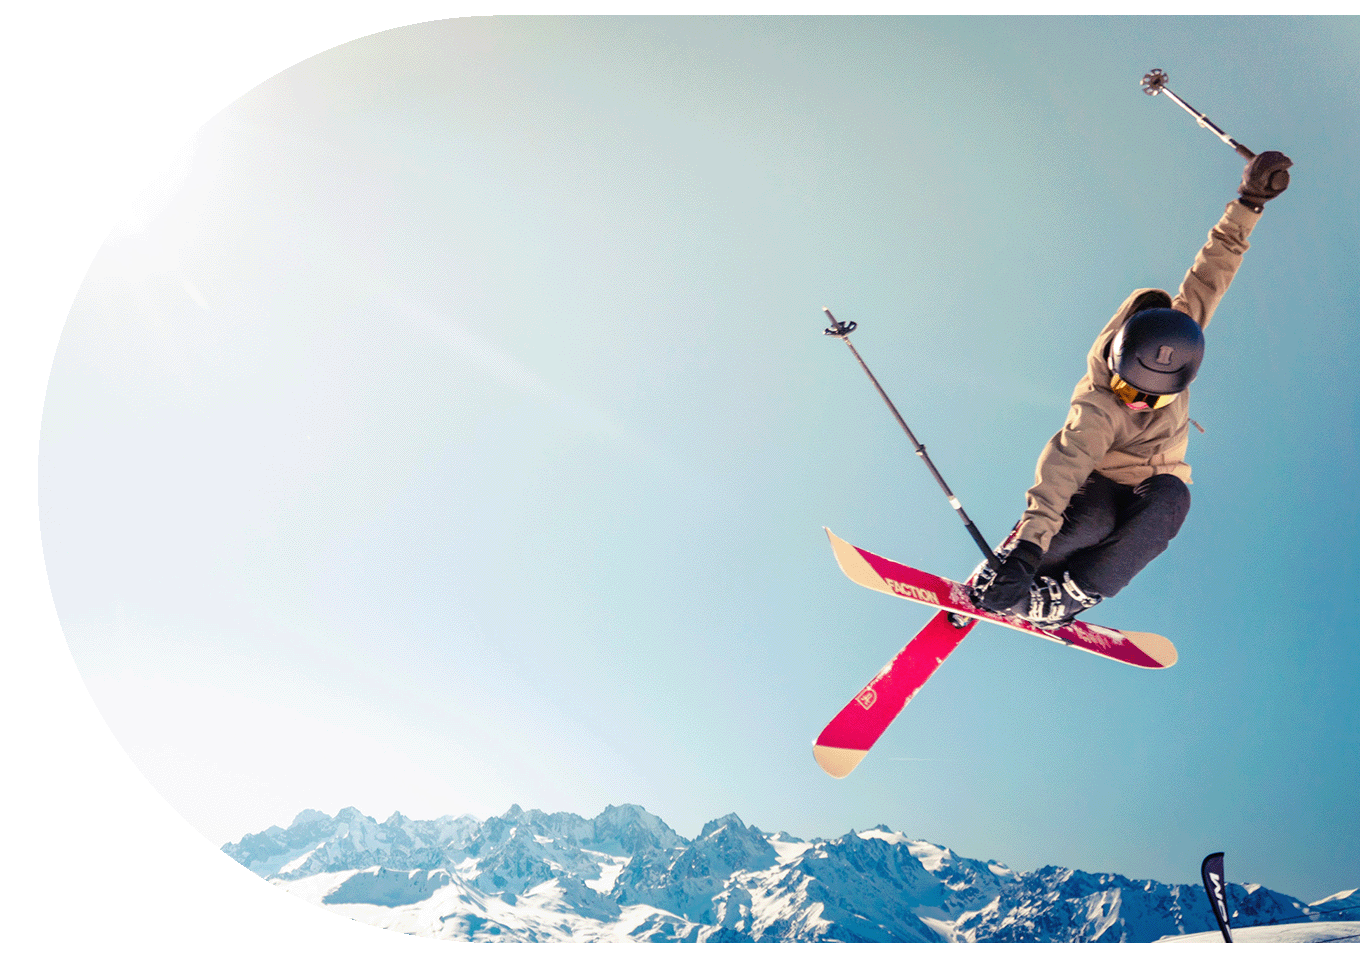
[1022,571,1102,627]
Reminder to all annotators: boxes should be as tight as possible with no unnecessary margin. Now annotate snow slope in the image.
[1161,921,1360,943]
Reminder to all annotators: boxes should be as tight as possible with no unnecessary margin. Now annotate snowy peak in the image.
[289,809,328,828]
[689,813,778,873]
[592,803,686,855]
[1313,888,1360,908]
[697,812,746,838]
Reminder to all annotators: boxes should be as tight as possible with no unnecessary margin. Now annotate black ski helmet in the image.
[1110,308,1205,396]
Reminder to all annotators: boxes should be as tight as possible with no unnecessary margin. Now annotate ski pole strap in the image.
[824,308,1000,571]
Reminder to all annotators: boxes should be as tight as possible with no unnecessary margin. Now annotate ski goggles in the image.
[1110,373,1178,410]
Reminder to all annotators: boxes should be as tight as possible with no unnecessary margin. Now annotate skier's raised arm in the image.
[1173,151,1291,329]
[972,150,1292,626]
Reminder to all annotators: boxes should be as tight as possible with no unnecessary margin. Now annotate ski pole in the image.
[1140,68,1256,160]
[823,308,1000,572]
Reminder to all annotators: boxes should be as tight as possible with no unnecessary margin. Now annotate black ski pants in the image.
[1035,471,1190,599]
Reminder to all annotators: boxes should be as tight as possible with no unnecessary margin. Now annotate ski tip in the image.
[813,744,867,779]
[1125,630,1178,668]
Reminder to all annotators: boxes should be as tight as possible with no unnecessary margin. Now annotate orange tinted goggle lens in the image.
[1111,374,1177,409]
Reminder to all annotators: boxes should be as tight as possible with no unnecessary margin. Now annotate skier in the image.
[971,150,1293,626]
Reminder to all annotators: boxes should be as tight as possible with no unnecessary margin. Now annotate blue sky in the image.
[17,11,1360,935]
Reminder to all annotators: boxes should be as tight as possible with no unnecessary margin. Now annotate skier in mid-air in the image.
[971,150,1293,626]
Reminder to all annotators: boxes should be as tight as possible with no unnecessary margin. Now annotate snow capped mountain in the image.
[222,805,480,879]
[221,804,1355,943]
[1310,888,1360,920]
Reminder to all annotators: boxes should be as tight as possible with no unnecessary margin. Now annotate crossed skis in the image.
[813,529,1175,779]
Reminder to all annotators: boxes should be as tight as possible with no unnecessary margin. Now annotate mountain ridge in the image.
[221,803,1357,943]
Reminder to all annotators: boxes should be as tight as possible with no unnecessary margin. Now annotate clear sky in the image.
[31,14,1360,908]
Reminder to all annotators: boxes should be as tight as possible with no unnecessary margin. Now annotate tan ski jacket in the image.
[1014,200,1261,552]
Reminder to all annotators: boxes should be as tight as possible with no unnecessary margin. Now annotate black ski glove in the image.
[1238,150,1293,212]
[974,540,1043,614]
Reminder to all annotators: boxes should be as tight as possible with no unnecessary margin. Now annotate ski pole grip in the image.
[1234,142,1256,161]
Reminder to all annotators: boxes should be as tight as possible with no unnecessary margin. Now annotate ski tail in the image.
[826,526,900,598]
[813,745,869,780]
[813,610,975,778]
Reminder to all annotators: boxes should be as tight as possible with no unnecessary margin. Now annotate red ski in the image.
[814,610,977,778]
[814,528,1177,778]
